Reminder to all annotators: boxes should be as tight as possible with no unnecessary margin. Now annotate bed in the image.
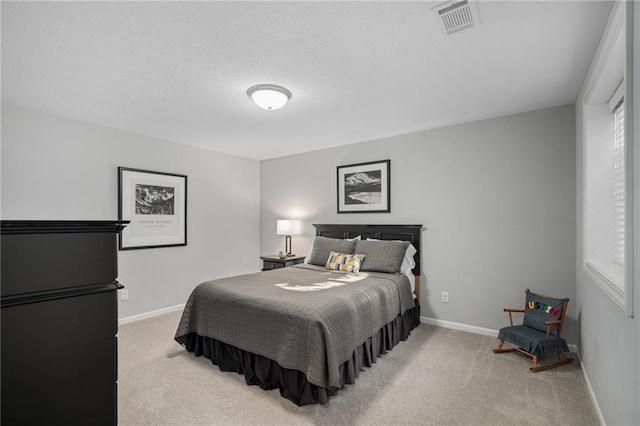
[174,224,423,405]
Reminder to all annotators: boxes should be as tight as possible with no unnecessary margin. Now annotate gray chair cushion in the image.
[307,236,356,266]
[498,325,569,356]
[522,291,565,334]
[354,240,409,273]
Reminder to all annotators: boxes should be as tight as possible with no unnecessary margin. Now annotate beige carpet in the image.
[118,311,599,425]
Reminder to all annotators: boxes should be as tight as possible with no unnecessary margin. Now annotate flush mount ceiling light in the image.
[247,84,292,110]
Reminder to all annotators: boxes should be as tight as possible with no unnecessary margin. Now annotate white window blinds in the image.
[612,101,624,268]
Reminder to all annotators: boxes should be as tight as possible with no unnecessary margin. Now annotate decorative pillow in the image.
[368,239,417,294]
[308,236,356,266]
[346,235,362,241]
[354,240,409,273]
[325,251,365,273]
[366,238,416,274]
[522,291,565,334]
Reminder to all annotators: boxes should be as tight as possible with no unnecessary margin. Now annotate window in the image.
[584,85,626,307]
[581,1,633,316]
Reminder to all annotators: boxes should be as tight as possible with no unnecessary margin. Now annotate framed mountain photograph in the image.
[337,160,390,213]
[118,167,187,249]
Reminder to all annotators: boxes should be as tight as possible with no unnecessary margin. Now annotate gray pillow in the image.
[523,291,565,334]
[308,236,356,266]
[354,240,409,273]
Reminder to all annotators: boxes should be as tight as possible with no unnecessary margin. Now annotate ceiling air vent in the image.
[431,0,480,36]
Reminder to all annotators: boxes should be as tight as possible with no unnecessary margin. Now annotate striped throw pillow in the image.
[325,251,365,273]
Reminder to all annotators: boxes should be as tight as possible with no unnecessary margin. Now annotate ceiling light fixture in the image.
[247,84,292,110]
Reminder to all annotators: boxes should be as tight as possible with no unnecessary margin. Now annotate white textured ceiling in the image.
[2,1,611,161]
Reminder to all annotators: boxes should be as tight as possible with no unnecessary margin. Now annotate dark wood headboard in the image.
[312,224,423,276]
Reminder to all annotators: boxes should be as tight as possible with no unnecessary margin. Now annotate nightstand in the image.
[260,255,306,271]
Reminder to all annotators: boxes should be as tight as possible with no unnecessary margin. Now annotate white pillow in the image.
[401,243,417,274]
[346,235,362,241]
[403,271,416,295]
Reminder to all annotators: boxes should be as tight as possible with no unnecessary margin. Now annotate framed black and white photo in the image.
[118,167,187,250]
[337,160,390,213]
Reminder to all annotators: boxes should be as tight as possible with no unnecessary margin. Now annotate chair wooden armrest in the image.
[544,320,562,340]
[503,308,525,326]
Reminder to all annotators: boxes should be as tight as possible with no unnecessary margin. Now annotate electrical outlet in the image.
[120,289,128,301]
[441,291,449,303]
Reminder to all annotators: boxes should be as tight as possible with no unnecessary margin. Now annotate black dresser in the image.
[1,220,127,425]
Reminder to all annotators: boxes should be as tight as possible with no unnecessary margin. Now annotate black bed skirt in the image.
[175,303,421,406]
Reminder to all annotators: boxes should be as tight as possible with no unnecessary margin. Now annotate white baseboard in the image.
[568,344,580,355]
[421,316,604,424]
[580,358,607,426]
[119,303,185,326]
[420,316,582,357]
[420,316,499,337]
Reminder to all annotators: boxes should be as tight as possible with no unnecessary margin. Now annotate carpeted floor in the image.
[118,311,599,425]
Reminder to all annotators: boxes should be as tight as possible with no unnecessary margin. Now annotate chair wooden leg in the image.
[495,342,574,371]
[530,352,575,372]
[493,340,517,353]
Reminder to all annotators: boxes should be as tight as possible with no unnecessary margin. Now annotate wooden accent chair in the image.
[493,289,574,372]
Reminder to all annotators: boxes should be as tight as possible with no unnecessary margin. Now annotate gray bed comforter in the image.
[175,263,414,390]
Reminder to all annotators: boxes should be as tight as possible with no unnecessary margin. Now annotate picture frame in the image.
[118,167,187,250]
[337,159,390,213]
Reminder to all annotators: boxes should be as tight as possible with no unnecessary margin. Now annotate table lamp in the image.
[276,219,301,256]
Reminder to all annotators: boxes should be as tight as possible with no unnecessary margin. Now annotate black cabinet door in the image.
[1,232,117,297]
[1,291,117,426]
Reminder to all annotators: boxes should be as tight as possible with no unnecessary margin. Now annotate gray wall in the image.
[1,104,261,318]
[261,104,577,341]
[574,3,640,425]
[636,1,640,416]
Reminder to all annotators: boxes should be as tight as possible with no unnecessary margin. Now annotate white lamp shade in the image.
[277,220,301,235]
[247,84,292,110]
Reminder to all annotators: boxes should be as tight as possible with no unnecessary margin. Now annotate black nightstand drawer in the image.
[263,261,284,270]
[260,255,306,271]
